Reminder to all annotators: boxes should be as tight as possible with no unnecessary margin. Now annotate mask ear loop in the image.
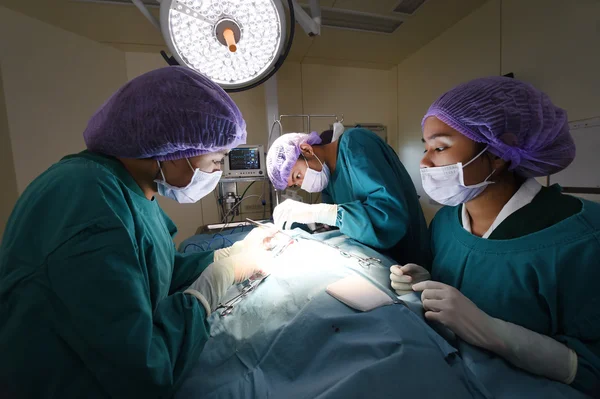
[462,146,497,187]
[483,151,498,183]
[301,154,309,169]
[312,153,325,171]
[302,152,325,172]
[463,145,490,168]
[186,158,195,172]
[156,160,167,181]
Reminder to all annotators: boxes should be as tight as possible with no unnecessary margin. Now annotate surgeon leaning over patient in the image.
[266,129,429,266]
[0,67,268,398]
[391,76,600,396]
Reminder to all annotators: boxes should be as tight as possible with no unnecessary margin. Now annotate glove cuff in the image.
[184,289,212,316]
[564,348,578,385]
[491,317,579,384]
[315,204,339,227]
[213,247,230,262]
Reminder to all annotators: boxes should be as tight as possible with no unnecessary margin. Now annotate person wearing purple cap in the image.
[0,67,269,398]
[392,76,599,396]
[266,128,429,267]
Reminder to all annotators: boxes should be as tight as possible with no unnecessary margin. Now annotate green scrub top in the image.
[322,128,429,266]
[0,151,214,398]
[430,185,600,396]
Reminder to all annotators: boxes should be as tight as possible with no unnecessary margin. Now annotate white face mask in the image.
[300,153,330,193]
[420,146,495,206]
[155,158,222,204]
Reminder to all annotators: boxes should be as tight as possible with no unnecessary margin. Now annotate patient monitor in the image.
[223,145,266,178]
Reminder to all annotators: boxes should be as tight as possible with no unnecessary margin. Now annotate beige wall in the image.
[0,6,127,238]
[503,0,600,203]
[276,62,304,133]
[277,62,398,141]
[0,6,127,194]
[396,0,501,222]
[0,65,19,242]
[501,0,600,122]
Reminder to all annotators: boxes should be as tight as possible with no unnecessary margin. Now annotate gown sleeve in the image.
[556,331,600,395]
[170,251,215,294]
[156,206,215,293]
[46,202,210,398]
[336,135,411,250]
[554,238,600,396]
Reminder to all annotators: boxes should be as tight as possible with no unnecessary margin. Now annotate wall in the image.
[501,0,600,122]
[0,5,127,238]
[126,53,270,244]
[277,62,398,143]
[396,0,501,222]
[503,0,600,203]
[0,6,127,194]
[0,66,19,242]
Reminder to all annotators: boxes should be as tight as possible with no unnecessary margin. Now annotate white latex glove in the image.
[273,199,338,230]
[213,241,244,262]
[413,281,578,384]
[213,227,278,261]
[241,226,279,251]
[332,122,345,142]
[184,253,269,314]
[389,264,431,296]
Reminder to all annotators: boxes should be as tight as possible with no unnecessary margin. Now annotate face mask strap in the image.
[156,160,167,181]
[301,154,309,169]
[313,153,325,170]
[463,145,490,168]
[302,152,324,171]
[186,158,196,172]
[483,167,496,183]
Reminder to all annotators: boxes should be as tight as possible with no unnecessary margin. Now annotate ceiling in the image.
[0,0,487,69]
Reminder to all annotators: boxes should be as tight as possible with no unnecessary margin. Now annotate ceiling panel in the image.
[331,0,404,15]
[0,0,487,68]
[297,0,336,7]
[304,0,487,64]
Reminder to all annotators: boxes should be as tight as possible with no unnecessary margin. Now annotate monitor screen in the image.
[228,147,261,170]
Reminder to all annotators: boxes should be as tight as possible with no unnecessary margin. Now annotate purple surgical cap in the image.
[267,132,322,190]
[84,66,247,161]
[422,76,575,177]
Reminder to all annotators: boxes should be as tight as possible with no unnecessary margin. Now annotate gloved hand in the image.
[214,227,278,261]
[389,263,431,296]
[332,122,345,142]
[273,199,338,230]
[184,253,269,315]
[413,281,577,384]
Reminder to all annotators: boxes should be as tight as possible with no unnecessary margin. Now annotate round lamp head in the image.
[160,0,287,91]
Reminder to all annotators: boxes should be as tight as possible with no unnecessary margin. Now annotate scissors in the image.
[245,218,298,256]
[245,218,296,241]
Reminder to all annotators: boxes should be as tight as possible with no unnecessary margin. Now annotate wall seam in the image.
[499,0,503,75]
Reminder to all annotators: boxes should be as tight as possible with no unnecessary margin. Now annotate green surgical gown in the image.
[430,185,600,396]
[322,128,429,266]
[0,151,214,398]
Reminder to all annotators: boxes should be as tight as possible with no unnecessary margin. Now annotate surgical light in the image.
[158,0,286,91]
[130,0,321,92]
